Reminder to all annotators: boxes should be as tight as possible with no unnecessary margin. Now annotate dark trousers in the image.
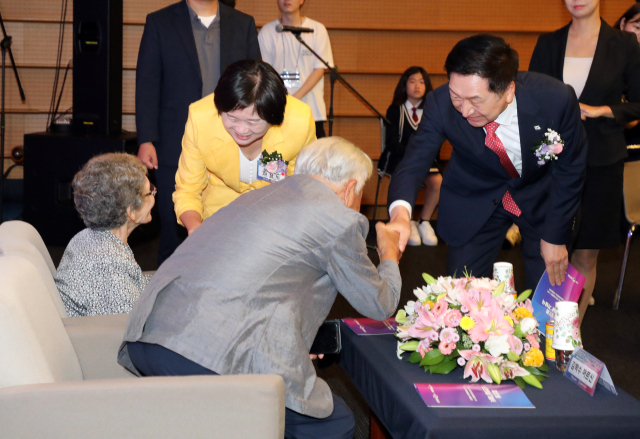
[155,165,187,266]
[315,121,326,139]
[446,203,547,291]
[127,342,355,439]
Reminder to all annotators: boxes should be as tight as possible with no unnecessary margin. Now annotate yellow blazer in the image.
[173,94,316,224]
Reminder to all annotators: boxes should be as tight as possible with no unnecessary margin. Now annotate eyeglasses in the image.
[145,182,157,197]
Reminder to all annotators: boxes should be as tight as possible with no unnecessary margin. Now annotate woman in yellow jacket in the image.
[174,60,316,235]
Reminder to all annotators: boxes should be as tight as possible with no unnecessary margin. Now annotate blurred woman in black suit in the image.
[379,66,441,246]
[529,0,640,320]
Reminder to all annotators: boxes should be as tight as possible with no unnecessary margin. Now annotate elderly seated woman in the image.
[54,153,155,317]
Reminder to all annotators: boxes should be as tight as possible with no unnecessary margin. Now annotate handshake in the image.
[375,222,403,263]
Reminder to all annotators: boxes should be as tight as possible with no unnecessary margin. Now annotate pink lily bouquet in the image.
[395,273,548,389]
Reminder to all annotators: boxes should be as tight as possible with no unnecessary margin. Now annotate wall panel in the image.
[3,0,632,212]
[3,0,632,31]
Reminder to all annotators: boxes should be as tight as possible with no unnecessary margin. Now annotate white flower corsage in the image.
[532,128,564,166]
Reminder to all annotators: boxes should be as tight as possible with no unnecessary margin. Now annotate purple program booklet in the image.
[342,318,397,335]
[415,383,535,408]
[531,263,585,327]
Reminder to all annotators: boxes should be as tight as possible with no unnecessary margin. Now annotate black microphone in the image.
[275,24,314,34]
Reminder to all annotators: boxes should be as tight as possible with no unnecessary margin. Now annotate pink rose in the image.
[548,143,563,155]
[438,340,456,355]
[432,300,449,317]
[265,161,278,173]
[443,309,462,328]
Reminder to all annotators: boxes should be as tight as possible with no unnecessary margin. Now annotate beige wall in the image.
[2,0,633,203]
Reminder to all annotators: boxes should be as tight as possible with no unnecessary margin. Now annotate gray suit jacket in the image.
[118,175,401,417]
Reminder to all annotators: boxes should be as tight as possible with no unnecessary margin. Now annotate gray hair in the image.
[73,153,148,231]
[294,137,373,193]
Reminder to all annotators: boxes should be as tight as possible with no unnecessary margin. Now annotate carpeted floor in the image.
[47,220,639,439]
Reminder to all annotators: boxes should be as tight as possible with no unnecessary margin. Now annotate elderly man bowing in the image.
[118,137,402,439]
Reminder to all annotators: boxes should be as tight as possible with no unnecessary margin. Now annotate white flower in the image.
[484,334,511,358]
[501,294,515,310]
[404,300,416,315]
[413,286,429,302]
[430,279,447,295]
[470,278,497,291]
[519,317,537,335]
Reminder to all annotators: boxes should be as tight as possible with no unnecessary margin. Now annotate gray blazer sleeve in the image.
[327,222,401,320]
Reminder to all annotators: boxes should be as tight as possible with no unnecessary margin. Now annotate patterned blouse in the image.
[55,229,152,317]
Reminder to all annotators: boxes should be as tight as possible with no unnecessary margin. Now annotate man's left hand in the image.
[540,239,568,286]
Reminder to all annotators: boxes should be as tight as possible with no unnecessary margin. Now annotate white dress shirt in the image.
[404,100,423,126]
[389,96,522,217]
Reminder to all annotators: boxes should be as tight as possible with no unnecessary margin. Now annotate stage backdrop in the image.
[1,0,632,210]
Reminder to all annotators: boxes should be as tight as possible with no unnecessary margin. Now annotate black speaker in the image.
[72,0,123,136]
[23,132,137,246]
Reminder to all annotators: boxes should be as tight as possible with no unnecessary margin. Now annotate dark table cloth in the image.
[338,322,640,439]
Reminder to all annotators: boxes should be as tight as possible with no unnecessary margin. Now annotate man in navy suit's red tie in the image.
[387,34,588,289]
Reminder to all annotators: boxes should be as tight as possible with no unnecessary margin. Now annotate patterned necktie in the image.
[412,107,419,123]
[484,121,521,217]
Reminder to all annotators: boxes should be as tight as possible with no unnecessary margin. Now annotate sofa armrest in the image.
[0,375,285,439]
[63,314,133,380]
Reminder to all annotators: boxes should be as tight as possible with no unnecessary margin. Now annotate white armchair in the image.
[0,220,67,317]
[0,255,286,438]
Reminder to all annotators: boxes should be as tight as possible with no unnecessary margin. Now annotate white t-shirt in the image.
[259,17,333,122]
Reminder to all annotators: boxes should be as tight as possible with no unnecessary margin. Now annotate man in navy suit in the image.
[135,0,261,265]
[387,34,588,289]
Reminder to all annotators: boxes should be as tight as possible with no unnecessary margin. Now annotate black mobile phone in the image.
[310,320,342,355]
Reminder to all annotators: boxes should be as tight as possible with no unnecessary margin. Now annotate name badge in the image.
[257,160,287,183]
[281,70,301,89]
[564,347,617,396]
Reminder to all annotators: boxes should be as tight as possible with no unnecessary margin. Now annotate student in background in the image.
[259,0,333,138]
[379,66,442,246]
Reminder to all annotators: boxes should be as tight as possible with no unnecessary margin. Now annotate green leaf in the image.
[514,377,526,390]
[492,281,505,296]
[539,363,549,372]
[536,375,546,383]
[523,366,548,377]
[431,359,458,374]
[517,289,532,302]
[423,366,430,372]
[445,350,461,361]
[408,352,422,364]
[399,340,419,352]
[422,273,436,285]
[420,349,445,366]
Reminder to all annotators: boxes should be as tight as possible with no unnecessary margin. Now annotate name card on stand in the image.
[564,348,617,396]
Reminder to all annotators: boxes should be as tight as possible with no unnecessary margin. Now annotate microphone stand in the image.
[0,10,26,224]
[292,32,389,226]
[292,32,390,135]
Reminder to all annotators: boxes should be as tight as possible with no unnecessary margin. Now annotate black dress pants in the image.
[446,203,547,291]
[155,165,187,266]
